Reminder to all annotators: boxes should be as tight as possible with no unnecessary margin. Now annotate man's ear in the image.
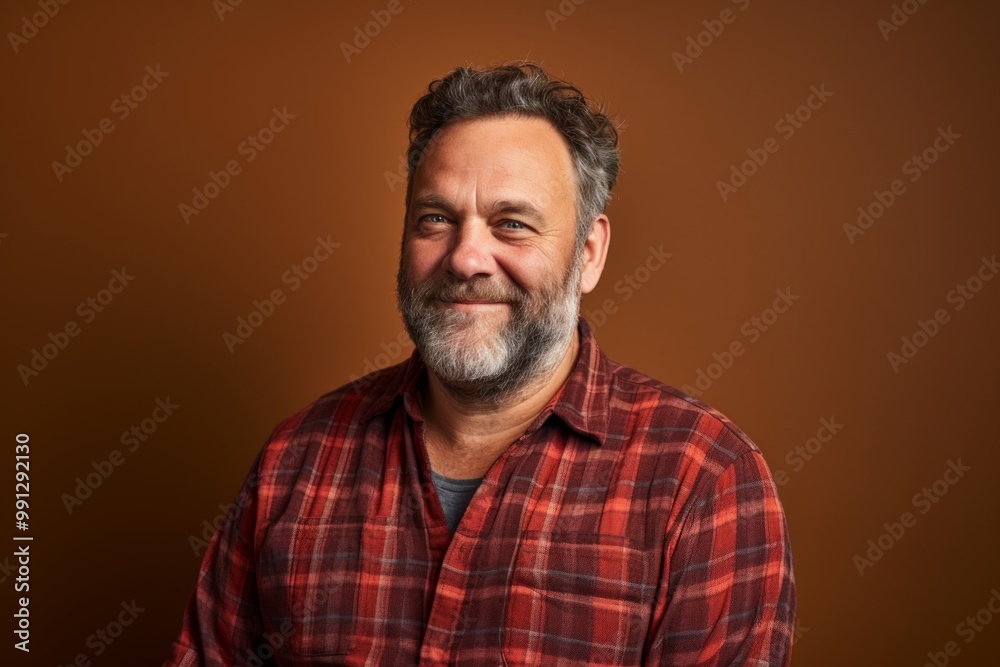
[579,214,610,295]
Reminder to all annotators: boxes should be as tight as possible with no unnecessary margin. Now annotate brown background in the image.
[2,0,999,664]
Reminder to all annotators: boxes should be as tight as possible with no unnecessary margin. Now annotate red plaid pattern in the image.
[163,317,795,666]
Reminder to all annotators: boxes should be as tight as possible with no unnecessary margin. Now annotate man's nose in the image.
[441,221,498,280]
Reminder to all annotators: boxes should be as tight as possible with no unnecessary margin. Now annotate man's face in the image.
[396,116,584,403]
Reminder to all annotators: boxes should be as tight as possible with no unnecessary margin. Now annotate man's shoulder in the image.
[259,359,409,463]
[600,354,762,477]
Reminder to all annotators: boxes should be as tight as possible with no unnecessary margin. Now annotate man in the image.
[163,62,795,666]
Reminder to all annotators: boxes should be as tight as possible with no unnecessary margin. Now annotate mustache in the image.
[422,279,527,304]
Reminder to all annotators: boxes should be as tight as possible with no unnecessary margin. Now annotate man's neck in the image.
[420,331,580,479]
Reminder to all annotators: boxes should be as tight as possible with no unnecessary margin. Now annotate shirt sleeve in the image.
[644,448,796,666]
[161,453,272,667]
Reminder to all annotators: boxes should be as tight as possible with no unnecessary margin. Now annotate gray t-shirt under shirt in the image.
[430,470,482,533]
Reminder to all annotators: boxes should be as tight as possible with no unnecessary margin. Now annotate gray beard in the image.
[396,259,581,406]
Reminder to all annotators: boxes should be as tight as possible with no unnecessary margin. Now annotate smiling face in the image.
[396,115,605,403]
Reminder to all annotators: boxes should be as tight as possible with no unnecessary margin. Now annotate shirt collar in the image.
[357,316,611,447]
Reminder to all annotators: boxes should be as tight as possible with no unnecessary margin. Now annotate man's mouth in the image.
[444,299,508,308]
[437,299,510,311]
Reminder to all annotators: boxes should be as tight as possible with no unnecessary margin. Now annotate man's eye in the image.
[420,214,448,224]
[500,219,526,230]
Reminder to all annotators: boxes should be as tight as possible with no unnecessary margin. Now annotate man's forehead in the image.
[412,117,576,208]
[421,117,573,170]
[410,167,561,199]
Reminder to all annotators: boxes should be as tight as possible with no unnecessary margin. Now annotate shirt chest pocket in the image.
[501,533,656,667]
[258,518,364,661]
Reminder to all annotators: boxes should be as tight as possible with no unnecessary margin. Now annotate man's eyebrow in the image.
[486,199,544,221]
[410,194,454,211]
[409,195,546,221]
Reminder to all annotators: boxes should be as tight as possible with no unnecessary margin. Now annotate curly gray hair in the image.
[405,62,621,255]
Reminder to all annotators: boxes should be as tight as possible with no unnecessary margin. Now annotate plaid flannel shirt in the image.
[164,317,795,666]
